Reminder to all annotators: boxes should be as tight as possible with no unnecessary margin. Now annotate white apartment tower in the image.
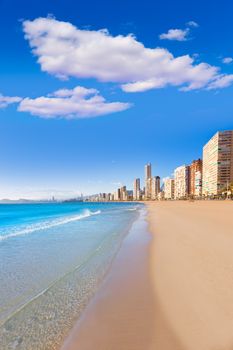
[174,165,190,199]
[164,178,175,199]
[202,130,233,195]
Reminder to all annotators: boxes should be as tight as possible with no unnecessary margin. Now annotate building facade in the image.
[189,159,202,197]
[157,191,164,200]
[174,165,190,199]
[145,163,152,199]
[151,176,161,200]
[194,171,202,197]
[120,186,127,200]
[133,178,141,200]
[164,178,175,199]
[145,163,152,179]
[202,130,233,196]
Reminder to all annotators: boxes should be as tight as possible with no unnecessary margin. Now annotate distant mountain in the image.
[0,199,54,204]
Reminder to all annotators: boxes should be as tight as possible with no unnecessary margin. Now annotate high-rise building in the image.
[151,176,161,200]
[156,176,160,194]
[157,191,164,201]
[174,165,190,199]
[127,190,133,201]
[203,130,233,196]
[145,163,152,199]
[151,177,156,200]
[164,178,175,199]
[145,163,152,179]
[194,171,202,197]
[145,178,152,199]
[189,159,202,197]
[120,186,127,201]
[133,178,141,200]
[114,188,121,201]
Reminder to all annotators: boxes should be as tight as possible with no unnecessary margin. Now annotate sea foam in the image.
[0,209,101,242]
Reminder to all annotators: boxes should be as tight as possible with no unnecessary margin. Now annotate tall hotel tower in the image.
[145,163,152,179]
[151,176,161,200]
[145,163,152,199]
[202,130,233,196]
[189,159,202,197]
[174,165,190,199]
[164,178,175,199]
[133,178,141,200]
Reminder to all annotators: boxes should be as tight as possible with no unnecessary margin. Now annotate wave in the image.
[0,209,101,242]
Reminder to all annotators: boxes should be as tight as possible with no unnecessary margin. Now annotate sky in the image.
[0,0,233,199]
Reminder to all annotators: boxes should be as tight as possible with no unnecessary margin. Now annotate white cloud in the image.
[159,28,189,41]
[206,74,233,90]
[18,86,131,119]
[0,94,22,108]
[222,57,233,64]
[187,21,199,28]
[22,17,233,93]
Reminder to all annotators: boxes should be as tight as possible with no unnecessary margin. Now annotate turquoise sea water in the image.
[0,202,141,349]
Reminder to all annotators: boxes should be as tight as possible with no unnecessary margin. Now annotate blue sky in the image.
[0,0,233,199]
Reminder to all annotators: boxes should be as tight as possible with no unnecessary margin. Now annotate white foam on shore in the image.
[0,209,101,242]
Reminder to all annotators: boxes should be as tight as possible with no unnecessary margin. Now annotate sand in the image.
[61,201,233,350]
[148,201,233,350]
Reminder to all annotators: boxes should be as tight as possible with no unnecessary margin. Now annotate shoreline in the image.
[0,203,140,350]
[61,207,153,350]
[61,200,233,350]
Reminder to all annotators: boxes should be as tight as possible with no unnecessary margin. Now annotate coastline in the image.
[61,206,154,350]
[61,200,233,350]
[0,203,140,350]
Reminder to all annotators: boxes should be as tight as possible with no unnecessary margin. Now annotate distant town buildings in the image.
[86,130,233,202]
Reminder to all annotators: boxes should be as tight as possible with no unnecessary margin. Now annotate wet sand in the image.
[61,209,155,350]
[61,201,233,350]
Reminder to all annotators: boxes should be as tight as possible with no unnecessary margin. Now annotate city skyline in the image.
[0,128,232,201]
[1,0,233,199]
[90,129,233,202]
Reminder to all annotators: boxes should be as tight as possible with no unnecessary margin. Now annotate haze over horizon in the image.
[1,0,233,199]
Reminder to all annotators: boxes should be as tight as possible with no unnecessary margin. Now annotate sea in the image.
[0,202,141,349]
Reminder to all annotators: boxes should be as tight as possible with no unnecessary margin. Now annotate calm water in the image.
[0,202,141,349]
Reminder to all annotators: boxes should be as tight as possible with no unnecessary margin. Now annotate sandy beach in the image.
[61,201,233,350]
